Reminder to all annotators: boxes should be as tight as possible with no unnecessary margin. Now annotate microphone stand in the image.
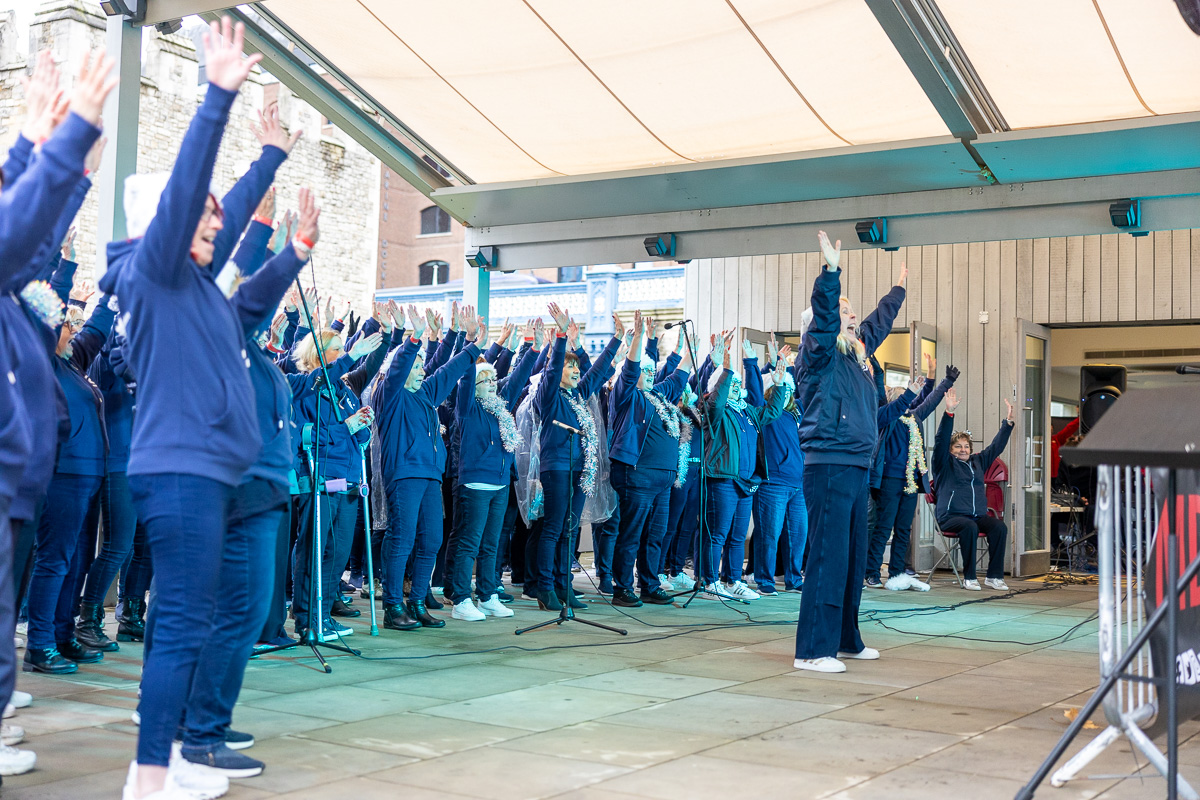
[359,442,379,636]
[516,419,627,636]
[255,279,361,671]
[667,320,746,606]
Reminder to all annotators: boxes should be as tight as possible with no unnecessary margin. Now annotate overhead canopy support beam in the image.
[465,168,1200,270]
[96,14,142,274]
[865,0,1007,139]
[195,7,455,204]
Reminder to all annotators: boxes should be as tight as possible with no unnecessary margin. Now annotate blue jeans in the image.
[611,462,675,593]
[129,473,233,767]
[28,473,102,650]
[0,507,17,712]
[82,471,138,605]
[752,481,808,591]
[119,519,153,600]
[537,470,584,595]
[795,464,869,660]
[865,476,919,582]
[703,479,753,586]
[291,492,357,626]
[382,478,443,606]
[664,464,699,574]
[591,510,619,583]
[183,483,285,752]
[445,485,506,603]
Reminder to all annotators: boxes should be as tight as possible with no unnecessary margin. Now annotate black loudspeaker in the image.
[1079,364,1126,433]
[1175,0,1200,35]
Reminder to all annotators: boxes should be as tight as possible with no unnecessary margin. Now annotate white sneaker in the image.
[702,581,726,598]
[962,579,981,591]
[451,599,486,621]
[669,572,696,591]
[0,743,35,776]
[793,657,846,673]
[1,723,23,746]
[478,594,514,618]
[2,705,12,720]
[169,743,229,799]
[724,580,760,600]
[121,761,196,800]
[885,573,930,592]
[15,622,26,637]
[9,691,31,709]
[132,709,141,726]
[984,577,1010,591]
[657,574,673,592]
[838,647,880,660]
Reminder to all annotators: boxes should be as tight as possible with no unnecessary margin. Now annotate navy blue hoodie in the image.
[745,358,804,488]
[536,334,620,474]
[97,85,261,487]
[797,267,905,468]
[608,356,689,469]
[374,336,481,484]
[455,345,537,486]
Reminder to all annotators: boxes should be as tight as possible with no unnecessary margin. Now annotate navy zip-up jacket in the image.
[608,356,689,468]
[931,412,1013,522]
[745,358,804,488]
[89,328,134,474]
[797,267,905,468]
[96,85,262,487]
[374,336,480,484]
[879,377,954,482]
[536,334,620,474]
[52,291,116,476]
[456,345,537,486]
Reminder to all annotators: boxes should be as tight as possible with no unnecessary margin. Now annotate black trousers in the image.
[939,514,1007,581]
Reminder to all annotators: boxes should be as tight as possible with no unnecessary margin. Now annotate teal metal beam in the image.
[96,15,142,273]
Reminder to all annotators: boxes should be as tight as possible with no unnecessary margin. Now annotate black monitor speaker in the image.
[1079,364,1126,433]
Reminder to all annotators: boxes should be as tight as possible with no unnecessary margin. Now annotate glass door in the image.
[1013,320,1052,576]
[910,321,938,571]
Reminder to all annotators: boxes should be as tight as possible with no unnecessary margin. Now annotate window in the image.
[419,205,451,236]
[419,260,449,286]
[557,266,584,283]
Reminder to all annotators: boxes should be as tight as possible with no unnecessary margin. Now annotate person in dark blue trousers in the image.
[932,387,1015,591]
[865,358,958,592]
[794,231,906,674]
[697,334,790,601]
[445,325,537,621]
[96,22,272,797]
[374,306,483,631]
[533,304,621,611]
[661,385,701,590]
[744,342,807,596]
[608,311,691,607]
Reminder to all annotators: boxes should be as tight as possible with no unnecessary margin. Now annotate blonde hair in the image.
[885,385,906,403]
[950,431,973,452]
[293,328,342,373]
[63,305,86,329]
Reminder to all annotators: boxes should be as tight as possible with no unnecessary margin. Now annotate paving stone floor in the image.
[5,575,1196,799]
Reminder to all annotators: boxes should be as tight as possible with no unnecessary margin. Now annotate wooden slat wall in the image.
[686,228,1200,443]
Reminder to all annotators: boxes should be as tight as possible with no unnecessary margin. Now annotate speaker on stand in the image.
[1079,364,1126,434]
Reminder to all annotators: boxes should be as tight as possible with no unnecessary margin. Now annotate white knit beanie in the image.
[123,173,171,239]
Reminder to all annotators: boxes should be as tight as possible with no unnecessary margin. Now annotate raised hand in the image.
[294,187,320,247]
[349,331,383,360]
[533,317,546,349]
[85,135,106,175]
[779,344,792,363]
[372,302,393,333]
[252,101,303,154]
[61,226,76,261]
[406,304,426,339]
[386,300,402,329]
[424,307,438,335]
[283,286,300,312]
[711,332,726,367]
[203,18,261,93]
[896,261,908,288]
[449,300,460,332]
[817,230,841,270]
[497,319,515,350]
[567,319,580,348]
[741,338,755,359]
[646,315,659,340]
[463,309,479,339]
[547,302,570,333]
[474,316,489,348]
[21,50,64,142]
[68,49,117,126]
[772,357,788,386]
[767,332,779,364]
[908,375,927,393]
[1004,398,1014,423]
[945,364,960,383]
[946,387,960,412]
[70,278,95,304]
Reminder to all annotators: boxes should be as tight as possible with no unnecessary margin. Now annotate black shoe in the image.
[23,647,77,674]
[598,578,614,595]
[494,590,515,603]
[559,590,587,610]
[423,591,444,610]
[537,591,563,611]
[611,588,643,608]
[116,597,146,642]
[330,599,361,618]
[57,637,103,663]
[225,729,254,750]
[757,584,778,596]
[383,604,420,631]
[407,600,445,628]
[75,602,119,652]
[182,744,264,778]
[640,588,674,605]
[340,579,356,595]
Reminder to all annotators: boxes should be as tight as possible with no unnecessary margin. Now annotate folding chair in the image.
[923,482,991,587]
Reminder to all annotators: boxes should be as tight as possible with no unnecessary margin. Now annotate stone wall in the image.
[0,1,380,306]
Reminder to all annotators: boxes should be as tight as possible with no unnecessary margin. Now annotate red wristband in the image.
[297,235,316,250]
[253,215,273,226]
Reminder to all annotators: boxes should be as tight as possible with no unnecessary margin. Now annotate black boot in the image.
[423,590,444,610]
[559,589,587,610]
[116,597,146,642]
[76,602,119,652]
[406,600,445,628]
[23,647,77,675]
[383,604,420,631]
[56,638,103,664]
[537,590,563,611]
[330,599,361,618]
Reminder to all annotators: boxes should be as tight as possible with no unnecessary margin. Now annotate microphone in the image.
[552,419,582,435]
[1177,365,1200,375]
[664,320,691,330]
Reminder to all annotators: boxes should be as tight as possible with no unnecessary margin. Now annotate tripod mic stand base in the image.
[514,604,628,636]
[670,584,751,608]
[253,626,362,673]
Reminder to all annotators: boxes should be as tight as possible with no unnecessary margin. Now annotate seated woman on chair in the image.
[931,388,1014,591]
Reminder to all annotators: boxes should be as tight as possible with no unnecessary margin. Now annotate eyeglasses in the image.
[200,203,224,226]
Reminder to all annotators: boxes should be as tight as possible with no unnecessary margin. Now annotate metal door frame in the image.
[909,321,939,571]
[1013,319,1052,577]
